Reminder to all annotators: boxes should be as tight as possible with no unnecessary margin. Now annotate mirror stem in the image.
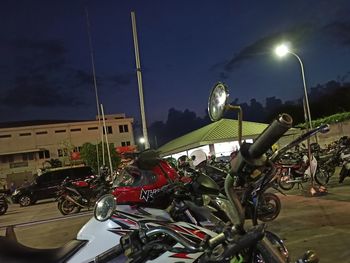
[226,105,243,146]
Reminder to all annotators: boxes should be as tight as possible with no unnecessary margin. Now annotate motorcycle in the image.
[87,112,324,262]
[0,84,323,263]
[312,138,350,185]
[275,145,319,190]
[0,189,11,216]
[187,148,282,224]
[57,173,111,215]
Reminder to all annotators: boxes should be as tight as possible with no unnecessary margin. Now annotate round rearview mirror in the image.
[94,194,116,221]
[208,82,229,122]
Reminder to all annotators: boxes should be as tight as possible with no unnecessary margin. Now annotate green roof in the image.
[157,118,269,156]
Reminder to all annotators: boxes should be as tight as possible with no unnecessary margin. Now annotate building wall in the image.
[276,120,350,149]
[0,114,135,187]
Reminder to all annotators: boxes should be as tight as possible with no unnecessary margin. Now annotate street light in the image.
[274,43,313,131]
[275,43,320,194]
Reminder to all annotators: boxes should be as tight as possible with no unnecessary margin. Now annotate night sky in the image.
[1,0,349,125]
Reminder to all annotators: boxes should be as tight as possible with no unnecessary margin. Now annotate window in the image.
[20,133,31,136]
[88,127,98,130]
[36,131,48,135]
[39,150,50,159]
[5,155,14,163]
[58,148,69,157]
[119,124,129,133]
[73,146,82,152]
[1,155,14,163]
[22,153,34,161]
[55,130,66,133]
[103,126,113,134]
[70,128,81,132]
[121,141,131,147]
[57,149,68,157]
[0,134,11,138]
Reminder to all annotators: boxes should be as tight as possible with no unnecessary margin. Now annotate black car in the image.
[12,166,95,207]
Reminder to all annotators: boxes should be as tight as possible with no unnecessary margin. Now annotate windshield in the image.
[113,166,157,187]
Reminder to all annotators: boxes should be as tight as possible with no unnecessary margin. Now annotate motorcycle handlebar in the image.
[144,224,264,256]
[144,226,204,253]
[248,114,293,159]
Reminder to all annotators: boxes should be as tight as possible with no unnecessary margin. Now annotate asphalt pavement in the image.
[0,173,349,262]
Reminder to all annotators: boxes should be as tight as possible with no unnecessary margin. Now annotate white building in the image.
[0,113,135,188]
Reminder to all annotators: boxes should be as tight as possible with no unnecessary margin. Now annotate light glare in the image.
[275,44,289,57]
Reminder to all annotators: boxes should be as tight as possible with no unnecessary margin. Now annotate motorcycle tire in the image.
[278,175,295,190]
[58,199,81,215]
[257,193,281,222]
[0,203,8,215]
[314,168,330,186]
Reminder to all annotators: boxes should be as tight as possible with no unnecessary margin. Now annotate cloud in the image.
[10,38,67,56]
[110,73,133,86]
[323,20,350,46]
[0,74,86,109]
[212,24,314,75]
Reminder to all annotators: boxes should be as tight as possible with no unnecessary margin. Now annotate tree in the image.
[80,142,121,173]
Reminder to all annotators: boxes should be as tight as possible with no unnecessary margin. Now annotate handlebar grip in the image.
[248,113,293,159]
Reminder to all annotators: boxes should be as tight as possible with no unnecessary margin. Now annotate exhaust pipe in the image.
[65,195,85,208]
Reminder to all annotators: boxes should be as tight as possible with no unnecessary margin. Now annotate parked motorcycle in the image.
[87,111,324,262]
[57,171,111,215]
[275,145,320,190]
[312,138,350,185]
[0,189,11,216]
[180,151,282,224]
[0,84,322,263]
[339,161,350,183]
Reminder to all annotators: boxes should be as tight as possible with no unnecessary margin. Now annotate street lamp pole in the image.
[287,51,313,131]
[275,44,319,193]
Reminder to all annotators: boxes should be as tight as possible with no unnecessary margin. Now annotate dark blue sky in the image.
[0,0,349,124]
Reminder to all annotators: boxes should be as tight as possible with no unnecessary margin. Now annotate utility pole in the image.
[131,11,150,149]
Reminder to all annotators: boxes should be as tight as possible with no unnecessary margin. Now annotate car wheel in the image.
[19,195,32,207]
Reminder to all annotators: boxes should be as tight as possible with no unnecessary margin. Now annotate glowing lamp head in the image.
[275,44,290,57]
[139,137,145,144]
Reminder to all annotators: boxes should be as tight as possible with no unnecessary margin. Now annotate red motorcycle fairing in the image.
[73,181,89,188]
[112,160,180,204]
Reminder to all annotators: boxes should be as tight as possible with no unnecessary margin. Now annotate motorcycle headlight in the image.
[12,189,19,196]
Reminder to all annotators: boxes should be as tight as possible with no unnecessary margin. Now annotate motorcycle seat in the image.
[0,237,87,263]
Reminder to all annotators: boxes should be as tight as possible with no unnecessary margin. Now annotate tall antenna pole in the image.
[85,7,105,167]
[101,104,114,175]
[131,11,150,149]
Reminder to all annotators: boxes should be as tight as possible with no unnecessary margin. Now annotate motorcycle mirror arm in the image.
[225,104,243,146]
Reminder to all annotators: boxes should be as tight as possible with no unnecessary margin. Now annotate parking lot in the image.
[1,176,350,262]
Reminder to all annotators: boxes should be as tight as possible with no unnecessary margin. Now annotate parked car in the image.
[12,166,95,207]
